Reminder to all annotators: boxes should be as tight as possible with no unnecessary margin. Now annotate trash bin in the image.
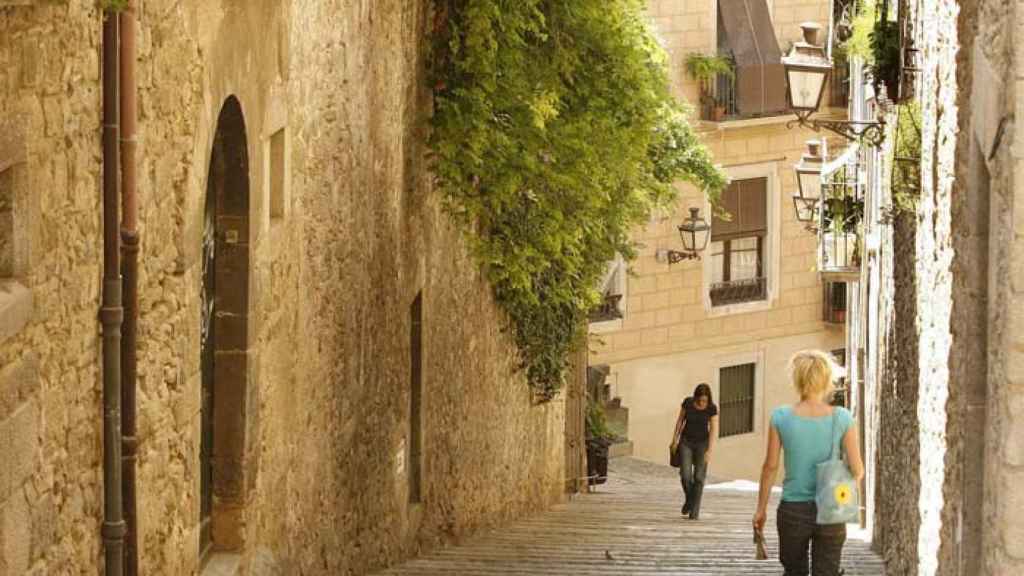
[586,437,612,485]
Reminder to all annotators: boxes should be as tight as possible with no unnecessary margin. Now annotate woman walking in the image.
[752,350,864,576]
[670,383,718,519]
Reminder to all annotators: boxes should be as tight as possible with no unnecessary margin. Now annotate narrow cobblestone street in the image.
[376,458,886,575]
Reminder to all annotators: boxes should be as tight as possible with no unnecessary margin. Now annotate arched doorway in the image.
[200,96,251,561]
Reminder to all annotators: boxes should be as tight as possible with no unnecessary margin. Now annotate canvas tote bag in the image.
[815,410,859,524]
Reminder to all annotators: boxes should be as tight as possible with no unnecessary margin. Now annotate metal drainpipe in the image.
[119,2,139,574]
[101,9,126,576]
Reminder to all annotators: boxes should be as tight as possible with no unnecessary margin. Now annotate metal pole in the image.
[101,9,126,576]
[119,2,139,574]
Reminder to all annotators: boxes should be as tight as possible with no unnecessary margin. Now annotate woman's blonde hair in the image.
[790,350,839,400]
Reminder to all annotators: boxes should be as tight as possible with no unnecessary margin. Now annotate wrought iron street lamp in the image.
[783,22,887,146]
[795,140,824,201]
[793,139,823,231]
[792,194,820,228]
[656,207,710,265]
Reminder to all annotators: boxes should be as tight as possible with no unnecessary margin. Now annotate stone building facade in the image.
[588,0,847,482]
[0,1,566,574]
[860,0,1024,574]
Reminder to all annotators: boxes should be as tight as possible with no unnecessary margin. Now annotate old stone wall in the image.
[946,0,984,572]
[874,213,922,575]
[0,1,565,575]
[871,0,961,573]
[979,0,1024,570]
[0,2,105,574]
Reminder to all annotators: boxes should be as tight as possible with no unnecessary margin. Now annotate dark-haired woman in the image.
[670,383,719,520]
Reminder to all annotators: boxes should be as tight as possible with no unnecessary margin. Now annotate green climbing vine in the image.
[429,0,727,399]
[888,100,922,216]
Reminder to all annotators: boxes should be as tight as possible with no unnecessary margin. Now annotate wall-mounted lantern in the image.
[656,207,710,265]
[793,195,819,225]
[793,140,823,231]
[783,22,887,146]
[795,140,824,201]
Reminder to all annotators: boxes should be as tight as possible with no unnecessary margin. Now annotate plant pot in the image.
[823,232,859,269]
[712,106,726,122]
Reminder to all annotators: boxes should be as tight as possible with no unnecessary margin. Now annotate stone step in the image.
[374,457,886,575]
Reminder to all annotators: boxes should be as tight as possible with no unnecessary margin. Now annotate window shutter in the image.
[712,177,768,241]
[712,181,742,240]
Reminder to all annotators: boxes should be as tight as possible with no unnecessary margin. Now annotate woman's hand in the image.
[752,509,767,532]
[704,449,712,466]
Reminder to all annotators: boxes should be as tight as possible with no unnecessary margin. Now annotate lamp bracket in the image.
[665,250,701,265]
[787,112,887,147]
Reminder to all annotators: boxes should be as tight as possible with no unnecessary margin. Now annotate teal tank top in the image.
[770,405,854,502]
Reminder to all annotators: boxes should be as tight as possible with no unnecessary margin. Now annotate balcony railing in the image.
[819,146,865,278]
[589,294,623,323]
[710,277,767,307]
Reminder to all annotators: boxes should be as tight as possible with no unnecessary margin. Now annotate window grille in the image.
[719,363,756,437]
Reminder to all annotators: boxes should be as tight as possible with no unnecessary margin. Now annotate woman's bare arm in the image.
[754,423,781,529]
[843,421,865,482]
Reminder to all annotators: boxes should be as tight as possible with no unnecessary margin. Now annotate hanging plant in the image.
[429,1,727,399]
[845,0,900,96]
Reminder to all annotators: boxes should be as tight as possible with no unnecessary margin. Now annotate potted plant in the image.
[822,195,865,268]
[684,53,734,121]
[585,397,615,485]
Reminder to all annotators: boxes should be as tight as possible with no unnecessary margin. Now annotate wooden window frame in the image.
[709,177,769,307]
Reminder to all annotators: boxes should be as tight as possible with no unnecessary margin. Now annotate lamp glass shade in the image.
[792,195,819,222]
[782,26,833,113]
[796,166,823,200]
[786,66,829,111]
[678,208,710,253]
[794,140,824,200]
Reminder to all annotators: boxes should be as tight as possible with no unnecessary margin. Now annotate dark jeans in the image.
[777,501,847,576]
[678,440,707,517]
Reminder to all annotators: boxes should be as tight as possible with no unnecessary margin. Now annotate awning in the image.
[717,0,788,116]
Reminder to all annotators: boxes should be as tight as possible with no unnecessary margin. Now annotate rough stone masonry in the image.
[0,1,566,574]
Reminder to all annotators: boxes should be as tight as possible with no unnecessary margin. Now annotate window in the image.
[824,281,848,323]
[409,292,423,504]
[590,257,625,323]
[831,349,848,407]
[719,363,755,437]
[710,178,768,306]
[268,128,286,219]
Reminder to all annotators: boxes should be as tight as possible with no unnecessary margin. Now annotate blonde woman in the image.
[752,351,864,576]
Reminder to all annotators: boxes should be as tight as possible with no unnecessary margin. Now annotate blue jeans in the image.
[678,440,707,516]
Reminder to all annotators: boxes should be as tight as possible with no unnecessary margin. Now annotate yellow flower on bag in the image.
[834,483,853,505]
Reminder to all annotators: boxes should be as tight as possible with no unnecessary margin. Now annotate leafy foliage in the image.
[430,0,726,398]
[101,0,131,11]
[586,397,615,440]
[684,53,735,81]
[889,101,922,215]
[845,0,899,95]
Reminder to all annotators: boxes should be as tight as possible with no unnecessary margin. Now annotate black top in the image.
[681,397,718,444]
